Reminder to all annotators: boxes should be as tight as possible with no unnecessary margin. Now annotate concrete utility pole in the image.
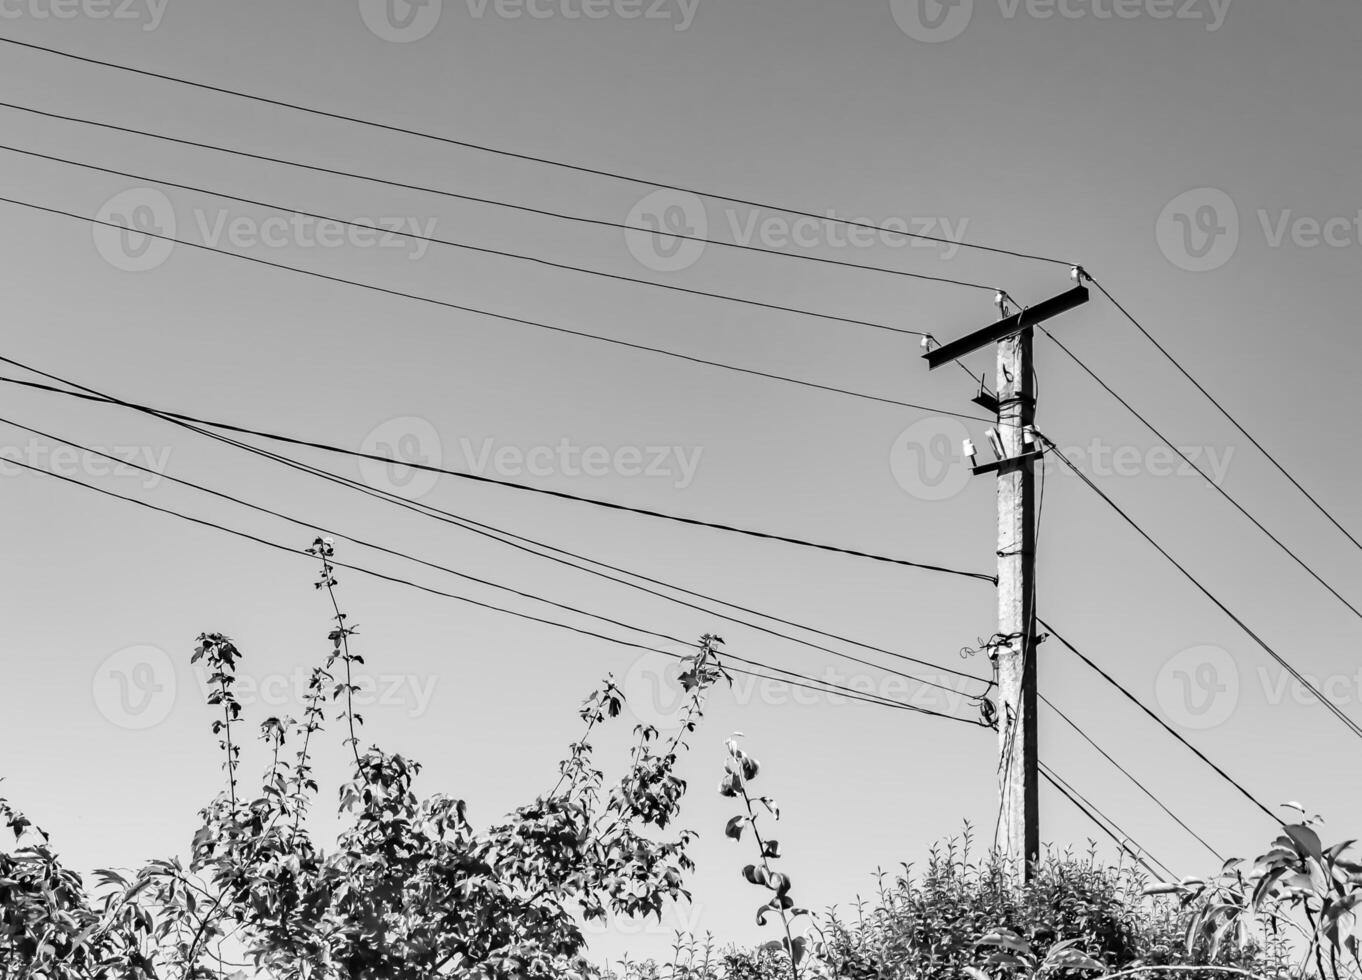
[923,280,1089,880]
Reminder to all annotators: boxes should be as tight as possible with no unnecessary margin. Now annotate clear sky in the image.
[0,0,1359,968]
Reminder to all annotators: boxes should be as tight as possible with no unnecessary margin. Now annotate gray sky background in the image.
[1,0,1360,966]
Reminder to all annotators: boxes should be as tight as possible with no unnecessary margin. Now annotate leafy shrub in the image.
[814,828,1287,979]
[0,539,729,980]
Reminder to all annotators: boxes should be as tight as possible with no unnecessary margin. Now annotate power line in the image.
[4,452,984,724]
[0,414,681,648]
[0,194,995,426]
[0,365,996,584]
[139,394,991,686]
[1038,322,1362,623]
[1039,433,1362,741]
[0,412,985,701]
[1039,618,1277,825]
[1039,761,1172,880]
[18,367,988,685]
[0,37,1074,271]
[0,100,998,308]
[0,136,996,298]
[1085,273,1362,554]
[1039,693,1222,862]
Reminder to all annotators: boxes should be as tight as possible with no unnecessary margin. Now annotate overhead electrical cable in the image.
[1040,693,1223,862]
[1039,761,1172,880]
[0,141,996,296]
[0,37,1074,271]
[1040,434,1362,740]
[1038,619,1276,823]
[0,194,995,425]
[0,375,991,685]
[1084,272,1362,553]
[1038,323,1362,622]
[6,453,984,724]
[0,363,995,584]
[0,413,985,701]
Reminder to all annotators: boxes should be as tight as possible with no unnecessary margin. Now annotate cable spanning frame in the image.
[0,374,993,686]
[0,139,996,297]
[1038,322,1362,623]
[0,365,995,584]
[1039,433,1362,741]
[6,453,983,724]
[1086,273,1362,554]
[0,37,1074,271]
[1039,761,1173,880]
[1039,618,1276,824]
[0,194,995,426]
[1039,693,1222,862]
[0,412,987,702]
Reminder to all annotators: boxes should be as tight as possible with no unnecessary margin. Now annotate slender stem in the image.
[218,673,237,812]
[736,781,799,980]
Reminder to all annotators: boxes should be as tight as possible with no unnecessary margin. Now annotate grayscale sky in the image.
[0,0,1359,967]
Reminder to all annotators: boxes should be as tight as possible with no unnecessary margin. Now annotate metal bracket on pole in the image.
[970,448,1045,477]
[922,286,1089,371]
